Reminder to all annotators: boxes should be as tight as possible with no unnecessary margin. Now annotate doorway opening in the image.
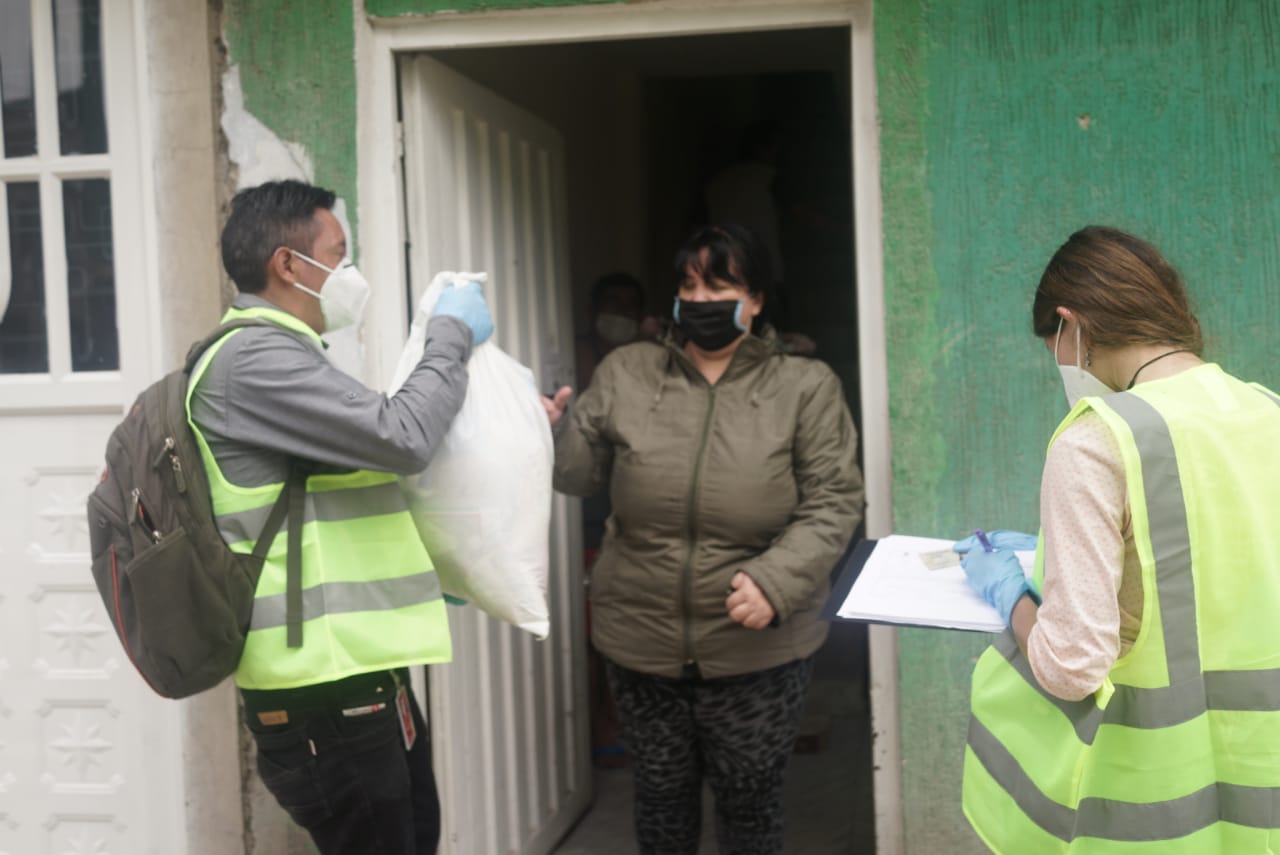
[416,24,873,854]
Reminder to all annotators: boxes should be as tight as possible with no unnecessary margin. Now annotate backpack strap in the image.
[183,318,278,375]
[249,471,293,565]
[192,319,313,648]
[247,464,309,649]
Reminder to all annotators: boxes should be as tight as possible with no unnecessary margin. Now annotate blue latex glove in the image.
[960,549,1032,625]
[953,529,1038,555]
[434,281,494,345]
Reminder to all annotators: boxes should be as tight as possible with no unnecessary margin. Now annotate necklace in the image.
[1125,349,1194,390]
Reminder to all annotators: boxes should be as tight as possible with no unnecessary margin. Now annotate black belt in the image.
[240,669,403,723]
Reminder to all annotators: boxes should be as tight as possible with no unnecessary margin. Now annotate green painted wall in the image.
[366,0,619,15]
[223,0,358,238]
[877,1,1280,851]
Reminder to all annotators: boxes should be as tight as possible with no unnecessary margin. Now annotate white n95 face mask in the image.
[292,251,371,332]
[1055,316,1113,408]
[595,312,639,346]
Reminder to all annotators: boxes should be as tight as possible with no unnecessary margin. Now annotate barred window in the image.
[1,0,118,376]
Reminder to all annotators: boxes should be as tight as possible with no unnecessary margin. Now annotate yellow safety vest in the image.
[964,364,1280,853]
[186,305,451,690]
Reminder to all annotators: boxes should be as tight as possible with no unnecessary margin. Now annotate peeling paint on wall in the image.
[219,70,356,250]
[221,0,357,237]
[221,66,314,189]
[220,66,365,381]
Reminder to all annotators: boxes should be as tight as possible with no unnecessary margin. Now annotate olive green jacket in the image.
[554,328,865,678]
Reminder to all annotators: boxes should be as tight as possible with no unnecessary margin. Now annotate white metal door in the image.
[0,1,186,853]
[398,54,590,855]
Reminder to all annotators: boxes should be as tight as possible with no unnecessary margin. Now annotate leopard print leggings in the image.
[605,657,814,855]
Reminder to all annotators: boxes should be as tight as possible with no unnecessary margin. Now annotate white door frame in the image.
[354,2,900,852]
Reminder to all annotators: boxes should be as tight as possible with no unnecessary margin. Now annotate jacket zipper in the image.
[680,384,718,669]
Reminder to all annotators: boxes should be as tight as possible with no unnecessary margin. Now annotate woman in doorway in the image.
[957,226,1280,853]
[544,224,865,854]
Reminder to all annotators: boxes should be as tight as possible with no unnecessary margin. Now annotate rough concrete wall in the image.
[141,2,250,853]
[877,1,1280,851]
[367,0,619,15]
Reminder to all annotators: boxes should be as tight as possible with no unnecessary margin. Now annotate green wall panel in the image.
[880,0,1280,850]
[223,0,358,239]
[366,0,620,16]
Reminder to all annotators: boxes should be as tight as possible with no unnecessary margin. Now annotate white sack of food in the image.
[389,271,553,638]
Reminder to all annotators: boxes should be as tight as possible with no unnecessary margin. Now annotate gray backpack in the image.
[87,319,303,698]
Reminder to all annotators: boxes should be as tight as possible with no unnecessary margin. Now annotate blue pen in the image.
[974,529,994,553]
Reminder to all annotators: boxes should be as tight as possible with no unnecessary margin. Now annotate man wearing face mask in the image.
[188,180,493,855]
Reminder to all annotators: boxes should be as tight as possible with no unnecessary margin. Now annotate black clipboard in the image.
[821,537,878,622]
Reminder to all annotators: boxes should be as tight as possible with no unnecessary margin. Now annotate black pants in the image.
[606,657,813,855]
[242,669,439,855]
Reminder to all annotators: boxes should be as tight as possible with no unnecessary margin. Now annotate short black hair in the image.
[220,180,336,293]
[590,272,644,314]
[674,223,774,331]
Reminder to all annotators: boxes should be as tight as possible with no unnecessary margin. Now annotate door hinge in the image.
[395,121,405,161]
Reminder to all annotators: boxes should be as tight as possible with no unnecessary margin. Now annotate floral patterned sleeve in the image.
[1027,411,1143,701]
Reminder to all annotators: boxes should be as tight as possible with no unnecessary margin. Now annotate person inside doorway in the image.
[575,271,652,390]
[575,271,650,769]
[544,223,865,854]
[704,120,786,287]
[704,120,817,357]
[957,226,1280,851]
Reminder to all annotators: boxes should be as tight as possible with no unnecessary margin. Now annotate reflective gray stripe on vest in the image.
[1255,385,1280,408]
[248,571,442,631]
[218,480,406,545]
[1108,668,1280,727]
[995,632,1280,737]
[995,391,1276,736]
[974,388,1280,840]
[994,631,1105,742]
[969,716,1075,839]
[1104,392,1200,683]
[970,716,1280,841]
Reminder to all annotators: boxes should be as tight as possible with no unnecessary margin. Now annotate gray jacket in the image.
[189,295,471,485]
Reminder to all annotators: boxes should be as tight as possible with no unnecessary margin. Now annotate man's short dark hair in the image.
[220,180,336,293]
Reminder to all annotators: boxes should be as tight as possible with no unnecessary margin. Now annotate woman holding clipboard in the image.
[955,226,1280,853]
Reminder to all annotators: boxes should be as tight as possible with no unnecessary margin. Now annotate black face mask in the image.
[674,298,747,352]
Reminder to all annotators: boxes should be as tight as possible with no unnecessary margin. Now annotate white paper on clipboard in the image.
[835,534,1035,632]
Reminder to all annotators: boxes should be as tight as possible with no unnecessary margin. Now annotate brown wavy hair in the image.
[1031,226,1202,354]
